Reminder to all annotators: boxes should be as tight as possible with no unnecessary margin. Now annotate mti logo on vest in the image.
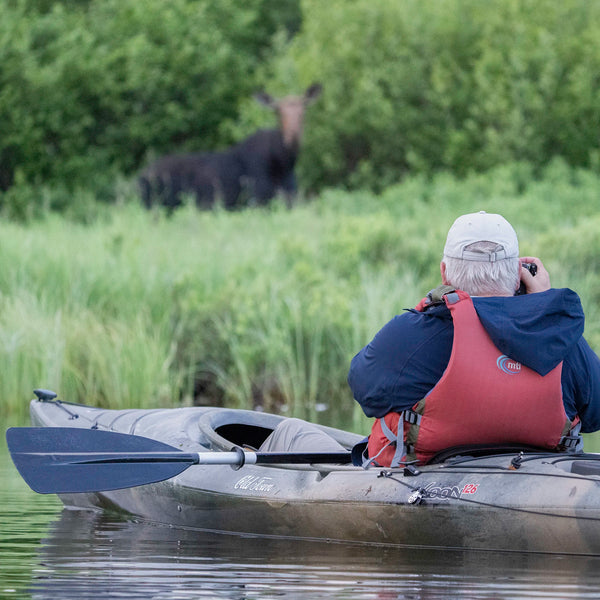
[496,354,522,374]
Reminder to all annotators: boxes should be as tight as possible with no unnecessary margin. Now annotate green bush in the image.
[0,0,300,194]
[3,0,600,208]
[254,0,600,191]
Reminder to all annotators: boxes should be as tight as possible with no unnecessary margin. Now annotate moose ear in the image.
[304,83,323,103]
[254,91,276,108]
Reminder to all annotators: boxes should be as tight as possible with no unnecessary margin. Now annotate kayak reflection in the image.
[29,508,600,600]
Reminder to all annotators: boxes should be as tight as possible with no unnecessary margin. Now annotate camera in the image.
[516,262,537,295]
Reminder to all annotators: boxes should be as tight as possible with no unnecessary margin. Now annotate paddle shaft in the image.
[21,449,353,466]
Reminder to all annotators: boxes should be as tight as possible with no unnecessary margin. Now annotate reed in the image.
[1,161,600,451]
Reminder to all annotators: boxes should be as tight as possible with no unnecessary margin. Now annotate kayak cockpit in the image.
[213,422,275,450]
[196,408,363,453]
[197,408,281,451]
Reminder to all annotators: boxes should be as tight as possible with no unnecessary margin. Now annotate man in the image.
[348,211,600,466]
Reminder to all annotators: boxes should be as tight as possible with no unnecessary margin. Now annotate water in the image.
[4,442,600,599]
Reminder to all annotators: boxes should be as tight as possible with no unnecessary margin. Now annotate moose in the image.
[139,84,322,211]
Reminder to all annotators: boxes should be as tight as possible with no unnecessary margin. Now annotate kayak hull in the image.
[28,398,600,555]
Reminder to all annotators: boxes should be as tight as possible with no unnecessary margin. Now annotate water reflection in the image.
[0,465,61,598]
[20,508,600,599]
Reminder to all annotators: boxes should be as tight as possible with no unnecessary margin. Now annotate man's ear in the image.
[440,261,451,285]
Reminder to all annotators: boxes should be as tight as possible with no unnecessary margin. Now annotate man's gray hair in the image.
[443,241,520,296]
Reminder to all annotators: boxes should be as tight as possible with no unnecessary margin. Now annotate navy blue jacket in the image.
[348,288,600,433]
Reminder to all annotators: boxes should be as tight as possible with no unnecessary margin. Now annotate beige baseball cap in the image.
[443,211,519,262]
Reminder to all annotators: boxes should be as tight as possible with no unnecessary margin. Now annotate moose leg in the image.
[165,178,184,212]
[221,177,242,210]
[253,173,276,206]
[140,175,179,211]
[195,183,215,210]
[280,171,297,208]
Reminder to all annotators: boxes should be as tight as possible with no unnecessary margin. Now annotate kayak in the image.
[9,391,600,555]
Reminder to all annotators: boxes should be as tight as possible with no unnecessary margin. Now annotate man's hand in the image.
[520,257,550,293]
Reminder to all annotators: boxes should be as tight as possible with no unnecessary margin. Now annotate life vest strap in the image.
[558,420,583,451]
[363,411,422,468]
[414,285,456,312]
[380,414,405,467]
[403,410,422,425]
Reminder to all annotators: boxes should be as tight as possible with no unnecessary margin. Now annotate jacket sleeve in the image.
[347,310,453,418]
[562,337,600,433]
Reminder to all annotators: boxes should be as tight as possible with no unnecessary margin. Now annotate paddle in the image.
[6,426,353,494]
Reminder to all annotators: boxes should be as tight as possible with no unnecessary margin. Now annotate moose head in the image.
[254,83,322,150]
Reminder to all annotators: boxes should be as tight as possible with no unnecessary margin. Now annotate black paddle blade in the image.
[6,427,196,494]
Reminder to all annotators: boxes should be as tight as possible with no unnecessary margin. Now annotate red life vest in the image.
[368,289,576,466]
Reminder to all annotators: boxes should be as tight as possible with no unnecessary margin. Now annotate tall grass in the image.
[2,160,600,448]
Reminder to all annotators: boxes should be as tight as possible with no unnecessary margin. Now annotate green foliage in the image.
[254,0,600,191]
[0,0,300,195]
[4,0,600,207]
